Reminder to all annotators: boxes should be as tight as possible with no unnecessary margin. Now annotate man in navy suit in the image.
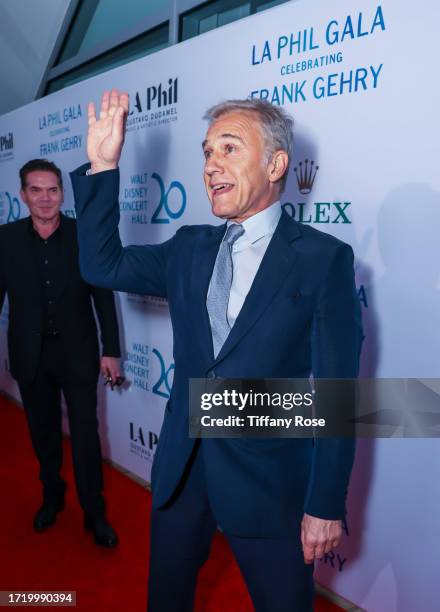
[71,89,362,611]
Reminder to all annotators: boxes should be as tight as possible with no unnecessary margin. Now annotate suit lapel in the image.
[212,211,302,365]
[190,223,226,362]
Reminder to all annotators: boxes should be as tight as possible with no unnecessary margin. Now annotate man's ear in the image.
[268,150,289,184]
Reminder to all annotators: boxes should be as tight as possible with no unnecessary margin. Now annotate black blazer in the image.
[0,215,120,385]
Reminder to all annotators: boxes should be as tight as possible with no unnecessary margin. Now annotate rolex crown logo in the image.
[294,159,319,195]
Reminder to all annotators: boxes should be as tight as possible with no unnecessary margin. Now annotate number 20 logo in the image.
[152,348,174,398]
[150,173,186,224]
[3,192,21,223]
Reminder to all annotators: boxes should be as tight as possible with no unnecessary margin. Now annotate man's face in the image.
[20,170,63,223]
[203,111,276,223]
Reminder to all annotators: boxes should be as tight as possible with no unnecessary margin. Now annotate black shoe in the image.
[33,500,65,531]
[84,515,118,548]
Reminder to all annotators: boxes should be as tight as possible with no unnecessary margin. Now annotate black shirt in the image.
[29,217,63,334]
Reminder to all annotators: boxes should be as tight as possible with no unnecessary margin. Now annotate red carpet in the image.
[0,394,342,611]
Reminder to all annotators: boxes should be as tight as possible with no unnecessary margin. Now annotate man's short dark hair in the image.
[19,159,63,190]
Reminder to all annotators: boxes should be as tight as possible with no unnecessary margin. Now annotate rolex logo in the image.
[294,159,319,195]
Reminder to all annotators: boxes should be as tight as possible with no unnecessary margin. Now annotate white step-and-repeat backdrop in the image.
[1,2,439,610]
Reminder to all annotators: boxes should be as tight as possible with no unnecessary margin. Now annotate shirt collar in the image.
[28,213,63,240]
[226,200,282,251]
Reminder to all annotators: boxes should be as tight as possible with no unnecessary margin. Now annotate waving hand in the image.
[87,88,129,174]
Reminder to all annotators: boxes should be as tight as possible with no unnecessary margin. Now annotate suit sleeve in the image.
[70,164,174,298]
[304,243,363,519]
[90,285,121,357]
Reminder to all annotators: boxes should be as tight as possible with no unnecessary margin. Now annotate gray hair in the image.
[204,98,294,192]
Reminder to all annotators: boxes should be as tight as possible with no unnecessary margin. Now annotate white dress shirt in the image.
[207,200,282,329]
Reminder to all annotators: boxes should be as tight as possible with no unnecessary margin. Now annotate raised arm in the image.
[71,89,173,298]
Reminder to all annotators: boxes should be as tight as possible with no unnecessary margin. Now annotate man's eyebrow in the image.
[202,133,244,149]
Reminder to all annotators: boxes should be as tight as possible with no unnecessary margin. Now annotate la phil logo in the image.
[283,159,352,224]
[0,132,14,161]
[130,77,178,113]
[130,421,159,455]
[0,133,13,152]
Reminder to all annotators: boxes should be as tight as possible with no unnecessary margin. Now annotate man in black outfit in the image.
[0,159,122,548]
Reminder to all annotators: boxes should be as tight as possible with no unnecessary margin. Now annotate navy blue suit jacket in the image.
[71,165,362,537]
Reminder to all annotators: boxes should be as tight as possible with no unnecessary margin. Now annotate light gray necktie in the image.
[207,223,245,358]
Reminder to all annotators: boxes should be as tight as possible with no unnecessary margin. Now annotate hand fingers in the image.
[305,536,339,561]
[302,528,329,562]
[301,526,315,564]
[324,540,335,555]
[302,533,323,561]
[120,92,129,114]
[99,90,110,119]
[108,366,121,380]
[88,102,96,125]
[331,536,340,550]
[313,543,326,560]
[111,106,127,144]
[302,543,315,564]
[108,88,120,118]
[96,89,128,122]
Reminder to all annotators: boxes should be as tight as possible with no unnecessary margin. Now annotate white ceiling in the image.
[0,0,71,117]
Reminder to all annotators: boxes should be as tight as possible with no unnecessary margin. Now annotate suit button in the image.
[207,371,216,379]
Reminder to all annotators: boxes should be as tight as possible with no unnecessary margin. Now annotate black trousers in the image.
[18,335,105,517]
[148,442,314,612]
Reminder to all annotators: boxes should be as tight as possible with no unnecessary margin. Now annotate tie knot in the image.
[224,223,244,246]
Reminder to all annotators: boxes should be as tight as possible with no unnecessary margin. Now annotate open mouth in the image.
[211,183,234,196]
